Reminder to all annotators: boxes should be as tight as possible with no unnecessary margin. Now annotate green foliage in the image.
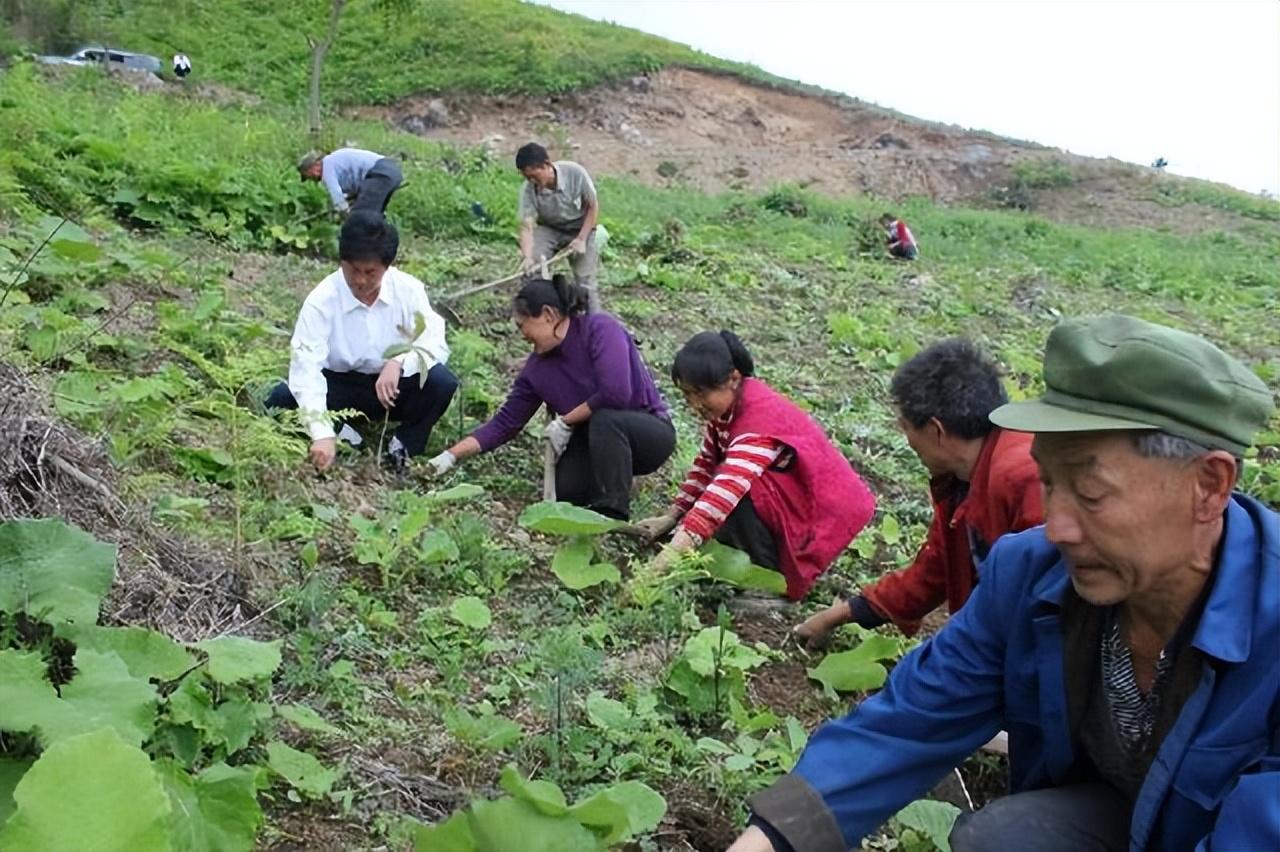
[413,765,666,852]
[266,741,338,799]
[443,704,522,752]
[665,625,767,716]
[895,798,962,852]
[193,636,282,685]
[448,596,492,630]
[806,632,902,694]
[0,729,172,852]
[518,502,622,536]
[550,537,621,590]
[1011,159,1076,189]
[156,760,264,852]
[0,518,116,625]
[55,625,197,681]
[1149,180,1280,222]
[701,541,787,595]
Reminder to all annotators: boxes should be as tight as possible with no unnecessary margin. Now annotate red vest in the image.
[728,378,876,599]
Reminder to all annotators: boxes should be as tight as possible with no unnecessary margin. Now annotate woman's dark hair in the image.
[671,330,755,390]
[515,142,551,170]
[512,274,589,319]
[339,211,398,265]
[890,338,1006,439]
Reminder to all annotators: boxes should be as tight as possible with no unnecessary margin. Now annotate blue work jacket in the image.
[755,494,1278,852]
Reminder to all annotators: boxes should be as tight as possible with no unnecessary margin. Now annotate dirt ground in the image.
[357,66,1260,236]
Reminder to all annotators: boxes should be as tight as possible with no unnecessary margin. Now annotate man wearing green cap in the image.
[727,314,1278,852]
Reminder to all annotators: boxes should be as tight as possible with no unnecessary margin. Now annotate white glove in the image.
[427,450,456,476]
[543,416,573,460]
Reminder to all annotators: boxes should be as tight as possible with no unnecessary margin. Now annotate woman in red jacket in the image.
[638,331,876,601]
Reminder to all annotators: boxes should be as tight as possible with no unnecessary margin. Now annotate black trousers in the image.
[949,783,1130,852]
[266,363,457,456]
[350,158,403,215]
[715,494,779,569]
[555,409,675,520]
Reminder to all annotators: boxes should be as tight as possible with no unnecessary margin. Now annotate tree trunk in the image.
[306,0,347,145]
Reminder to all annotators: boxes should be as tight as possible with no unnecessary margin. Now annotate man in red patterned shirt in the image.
[880,212,919,260]
[795,339,1042,644]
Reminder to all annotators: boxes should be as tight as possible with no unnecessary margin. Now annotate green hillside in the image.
[0,3,1277,850]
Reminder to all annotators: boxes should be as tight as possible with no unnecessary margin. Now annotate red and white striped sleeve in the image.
[677,433,783,542]
[673,426,720,515]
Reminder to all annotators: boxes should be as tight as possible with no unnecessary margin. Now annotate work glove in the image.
[635,514,678,541]
[427,450,456,476]
[543,416,573,461]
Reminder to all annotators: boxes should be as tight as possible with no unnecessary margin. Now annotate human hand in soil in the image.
[634,513,678,541]
[376,360,403,409]
[309,437,337,471]
[792,597,853,650]
[726,825,776,852]
[426,450,456,476]
[568,237,587,255]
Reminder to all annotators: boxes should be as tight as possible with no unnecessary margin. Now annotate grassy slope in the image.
[52,0,766,105]
[2,6,1279,850]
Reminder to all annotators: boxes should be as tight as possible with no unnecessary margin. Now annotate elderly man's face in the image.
[1032,431,1199,606]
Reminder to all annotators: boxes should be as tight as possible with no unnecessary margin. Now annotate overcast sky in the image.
[536,0,1280,195]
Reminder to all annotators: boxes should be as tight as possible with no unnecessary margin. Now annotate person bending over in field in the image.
[427,275,674,520]
[637,331,876,600]
[880,212,919,260]
[298,147,404,217]
[265,212,456,472]
[794,339,1042,646]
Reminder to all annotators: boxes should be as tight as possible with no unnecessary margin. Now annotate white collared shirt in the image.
[288,266,449,440]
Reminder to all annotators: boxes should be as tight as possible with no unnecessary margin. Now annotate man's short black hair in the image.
[338,211,398,266]
[515,142,551,170]
[890,338,1007,439]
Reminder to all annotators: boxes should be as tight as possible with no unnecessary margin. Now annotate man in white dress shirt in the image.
[265,212,456,471]
[297,148,404,217]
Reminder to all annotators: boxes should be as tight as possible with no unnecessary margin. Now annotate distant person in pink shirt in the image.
[880,213,919,260]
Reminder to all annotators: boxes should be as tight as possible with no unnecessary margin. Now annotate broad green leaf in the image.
[468,796,600,852]
[195,636,282,684]
[413,810,476,852]
[681,627,765,677]
[0,729,171,851]
[517,502,621,536]
[276,703,341,736]
[444,707,521,751]
[880,514,902,545]
[449,596,492,630]
[584,691,635,731]
[266,741,337,798]
[214,696,270,754]
[785,716,809,753]
[498,765,568,816]
[0,649,58,734]
[724,753,756,771]
[0,518,116,624]
[895,799,962,852]
[50,237,103,263]
[47,649,159,746]
[427,483,485,503]
[806,634,900,693]
[156,759,263,852]
[701,541,787,594]
[56,624,197,681]
[565,793,631,844]
[571,781,665,844]
[696,737,736,755]
[421,529,460,565]
[0,758,33,826]
[382,343,413,358]
[551,539,621,589]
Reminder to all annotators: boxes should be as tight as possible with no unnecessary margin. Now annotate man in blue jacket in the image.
[728,314,1278,852]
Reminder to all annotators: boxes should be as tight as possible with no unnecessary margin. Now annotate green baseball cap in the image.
[296,150,323,179]
[990,314,1274,455]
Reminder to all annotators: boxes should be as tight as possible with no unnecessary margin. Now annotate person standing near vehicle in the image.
[428,275,673,520]
[515,143,602,312]
[172,53,192,79]
[794,339,1042,645]
[297,148,403,217]
[637,331,876,601]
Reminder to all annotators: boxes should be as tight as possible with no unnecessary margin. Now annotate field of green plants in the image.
[1,3,1278,850]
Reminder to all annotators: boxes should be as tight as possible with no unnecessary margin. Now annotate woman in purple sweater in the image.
[428,276,675,520]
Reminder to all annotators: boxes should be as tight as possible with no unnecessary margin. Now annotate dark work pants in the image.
[350,158,403,215]
[715,494,779,569]
[949,784,1130,852]
[555,409,675,520]
[266,363,457,456]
